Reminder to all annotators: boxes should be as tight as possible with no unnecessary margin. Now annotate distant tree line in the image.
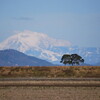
[60,54,84,66]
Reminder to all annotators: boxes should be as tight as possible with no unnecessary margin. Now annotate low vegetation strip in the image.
[0,80,100,87]
[1,78,100,81]
[0,66,100,78]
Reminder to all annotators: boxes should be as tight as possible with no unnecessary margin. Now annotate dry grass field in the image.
[0,86,100,100]
[0,66,100,100]
[0,80,100,87]
[0,66,100,78]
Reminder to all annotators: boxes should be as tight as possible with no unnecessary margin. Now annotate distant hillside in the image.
[0,49,53,66]
[0,31,100,65]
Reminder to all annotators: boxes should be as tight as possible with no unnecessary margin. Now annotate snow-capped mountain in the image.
[0,31,71,62]
[0,30,100,65]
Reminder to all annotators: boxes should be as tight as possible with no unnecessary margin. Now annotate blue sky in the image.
[0,0,100,47]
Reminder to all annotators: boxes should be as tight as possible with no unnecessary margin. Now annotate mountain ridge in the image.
[0,31,100,65]
[0,31,71,62]
[0,49,53,66]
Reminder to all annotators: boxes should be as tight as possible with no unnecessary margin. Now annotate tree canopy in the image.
[60,54,84,66]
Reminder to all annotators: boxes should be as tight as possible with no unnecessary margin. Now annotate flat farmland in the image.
[0,86,100,100]
[0,78,100,100]
[0,66,100,100]
[0,78,100,87]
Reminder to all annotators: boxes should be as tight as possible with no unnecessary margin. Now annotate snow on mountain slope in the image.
[0,30,71,62]
[0,30,100,65]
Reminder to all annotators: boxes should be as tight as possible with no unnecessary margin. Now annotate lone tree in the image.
[60,54,84,66]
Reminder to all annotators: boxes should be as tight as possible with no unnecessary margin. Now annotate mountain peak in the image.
[0,31,100,65]
[0,31,71,62]
[0,31,71,50]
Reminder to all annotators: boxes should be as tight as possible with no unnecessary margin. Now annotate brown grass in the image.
[0,66,100,78]
[0,80,100,87]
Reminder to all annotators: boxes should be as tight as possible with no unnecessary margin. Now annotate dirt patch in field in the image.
[0,86,100,100]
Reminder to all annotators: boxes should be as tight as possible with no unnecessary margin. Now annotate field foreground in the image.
[0,66,100,100]
[0,86,100,100]
[0,66,100,78]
